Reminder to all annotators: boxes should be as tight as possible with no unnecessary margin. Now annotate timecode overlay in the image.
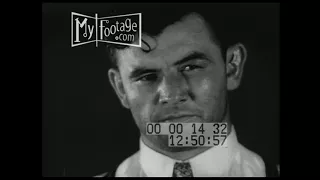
[146,123,228,147]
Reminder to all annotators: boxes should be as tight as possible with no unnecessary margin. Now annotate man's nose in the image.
[157,73,190,105]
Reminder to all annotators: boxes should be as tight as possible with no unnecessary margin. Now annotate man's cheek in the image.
[195,78,216,101]
[129,98,154,135]
[194,78,220,117]
[128,93,153,122]
[126,83,140,101]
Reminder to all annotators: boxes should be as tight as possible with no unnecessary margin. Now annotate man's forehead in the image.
[156,13,210,49]
[117,13,219,68]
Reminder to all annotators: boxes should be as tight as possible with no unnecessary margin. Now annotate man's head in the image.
[107,4,247,152]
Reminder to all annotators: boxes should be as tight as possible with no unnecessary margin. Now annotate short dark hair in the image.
[105,3,258,69]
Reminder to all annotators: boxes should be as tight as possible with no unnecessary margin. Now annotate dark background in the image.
[42,3,279,177]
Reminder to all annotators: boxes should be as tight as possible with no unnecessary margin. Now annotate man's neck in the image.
[141,112,232,161]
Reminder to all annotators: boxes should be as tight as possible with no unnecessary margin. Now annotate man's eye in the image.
[182,65,203,72]
[137,74,158,82]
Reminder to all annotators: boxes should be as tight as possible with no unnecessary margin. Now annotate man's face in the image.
[113,13,228,151]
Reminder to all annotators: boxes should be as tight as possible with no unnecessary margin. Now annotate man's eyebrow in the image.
[129,67,160,79]
[173,51,212,66]
[128,52,211,79]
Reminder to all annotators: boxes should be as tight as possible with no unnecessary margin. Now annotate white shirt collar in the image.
[139,125,239,177]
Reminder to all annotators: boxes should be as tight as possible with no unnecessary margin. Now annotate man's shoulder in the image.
[93,151,140,177]
[94,172,112,177]
[115,151,141,177]
[233,143,279,177]
[233,143,266,176]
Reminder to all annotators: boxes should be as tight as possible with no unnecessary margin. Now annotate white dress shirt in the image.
[114,125,266,177]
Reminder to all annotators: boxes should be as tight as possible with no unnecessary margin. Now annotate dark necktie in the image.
[172,162,194,177]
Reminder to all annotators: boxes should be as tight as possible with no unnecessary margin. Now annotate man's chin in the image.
[149,135,198,153]
[164,145,198,152]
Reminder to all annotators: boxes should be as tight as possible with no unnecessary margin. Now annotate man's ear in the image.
[226,43,247,90]
[108,68,130,109]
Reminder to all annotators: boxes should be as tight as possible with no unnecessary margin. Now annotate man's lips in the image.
[160,115,200,123]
